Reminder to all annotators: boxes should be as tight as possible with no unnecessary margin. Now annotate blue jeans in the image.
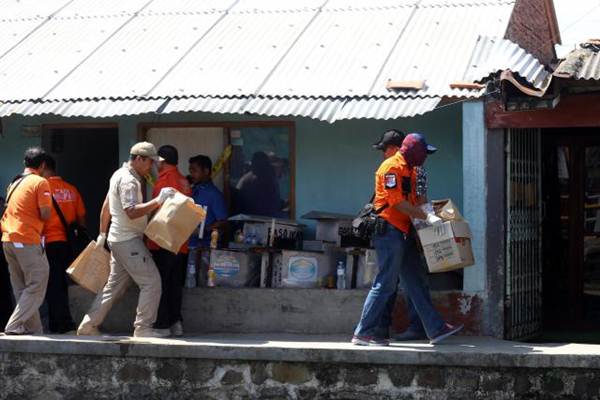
[354,222,445,339]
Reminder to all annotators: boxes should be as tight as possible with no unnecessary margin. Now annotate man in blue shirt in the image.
[188,155,228,248]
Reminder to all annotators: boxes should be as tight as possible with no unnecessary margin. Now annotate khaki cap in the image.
[130,141,158,160]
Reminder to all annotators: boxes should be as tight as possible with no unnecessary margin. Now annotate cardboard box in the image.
[303,240,340,252]
[417,220,474,273]
[302,210,368,247]
[66,241,110,294]
[145,192,206,253]
[345,248,378,289]
[209,249,261,287]
[271,250,340,288]
[229,214,303,248]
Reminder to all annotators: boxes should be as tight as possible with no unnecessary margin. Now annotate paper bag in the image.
[145,192,206,253]
[66,241,110,294]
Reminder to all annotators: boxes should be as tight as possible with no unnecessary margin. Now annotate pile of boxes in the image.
[198,199,474,289]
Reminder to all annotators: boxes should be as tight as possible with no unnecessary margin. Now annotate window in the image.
[228,125,293,219]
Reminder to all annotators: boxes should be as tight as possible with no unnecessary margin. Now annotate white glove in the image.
[156,187,176,205]
[426,213,445,236]
[95,233,106,248]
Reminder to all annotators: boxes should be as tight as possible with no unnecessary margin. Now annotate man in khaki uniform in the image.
[77,142,175,338]
[1,147,52,335]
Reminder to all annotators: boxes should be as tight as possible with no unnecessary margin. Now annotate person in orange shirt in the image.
[41,155,86,334]
[147,145,192,337]
[352,132,463,346]
[1,147,52,335]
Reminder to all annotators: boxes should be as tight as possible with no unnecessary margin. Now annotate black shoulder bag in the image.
[351,194,388,240]
[0,174,29,220]
[50,196,90,261]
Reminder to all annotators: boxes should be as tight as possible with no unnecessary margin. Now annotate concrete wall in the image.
[2,351,599,399]
[0,104,463,232]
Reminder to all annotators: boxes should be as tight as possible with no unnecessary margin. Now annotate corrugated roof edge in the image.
[0,95,458,122]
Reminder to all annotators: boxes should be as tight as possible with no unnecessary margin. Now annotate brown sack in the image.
[145,192,206,254]
[66,241,110,294]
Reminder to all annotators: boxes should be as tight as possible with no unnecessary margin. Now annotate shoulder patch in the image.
[384,173,397,189]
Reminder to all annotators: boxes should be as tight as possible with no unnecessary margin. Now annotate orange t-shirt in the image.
[1,174,52,244]
[43,176,86,243]
[146,165,192,254]
[373,152,418,233]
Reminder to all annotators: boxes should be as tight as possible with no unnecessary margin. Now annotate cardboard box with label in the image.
[271,250,340,288]
[416,219,474,273]
[209,249,261,287]
[229,214,303,249]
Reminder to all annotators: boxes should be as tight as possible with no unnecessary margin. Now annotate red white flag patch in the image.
[384,173,397,189]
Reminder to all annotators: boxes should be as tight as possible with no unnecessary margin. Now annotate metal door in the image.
[505,128,543,340]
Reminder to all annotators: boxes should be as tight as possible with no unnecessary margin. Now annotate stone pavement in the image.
[2,333,600,369]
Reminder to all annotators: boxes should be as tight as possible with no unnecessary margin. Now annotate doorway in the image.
[541,129,600,341]
[41,126,119,237]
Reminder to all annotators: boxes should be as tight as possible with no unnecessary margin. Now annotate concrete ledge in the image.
[2,334,600,369]
[69,286,485,335]
[69,286,370,334]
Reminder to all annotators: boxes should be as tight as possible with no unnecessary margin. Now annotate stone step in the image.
[69,286,369,334]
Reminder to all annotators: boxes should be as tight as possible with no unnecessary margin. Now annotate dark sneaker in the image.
[351,335,390,347]
[429,323,463,344]
[393,330,428,341]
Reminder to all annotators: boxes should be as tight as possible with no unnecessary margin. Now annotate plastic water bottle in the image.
[185,250,197,288]
[207,267,216,288]
[337,261,346,290]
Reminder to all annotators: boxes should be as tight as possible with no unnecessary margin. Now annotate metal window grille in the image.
[505,128,543,340]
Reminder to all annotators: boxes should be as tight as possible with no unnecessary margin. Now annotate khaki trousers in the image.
[3,242,49,334]
[80,237,161,331]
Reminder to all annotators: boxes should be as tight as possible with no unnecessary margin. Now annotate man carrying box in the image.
[77,142,176,338]
[352,132,463,346]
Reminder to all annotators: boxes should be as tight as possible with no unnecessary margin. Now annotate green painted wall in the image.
[0,117,45,196]
[0,104,463,231]
[294,104,463,227]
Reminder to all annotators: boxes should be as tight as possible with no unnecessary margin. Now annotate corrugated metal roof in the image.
[554,44,600,81]
[0,0,550,121]
[466,36,550,88]
[363,1,516,98]
[0,98,164,118]
[0,95,440,122]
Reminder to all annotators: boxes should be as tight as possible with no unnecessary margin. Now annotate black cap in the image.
[372,129,406,150]
[157,145,178,165]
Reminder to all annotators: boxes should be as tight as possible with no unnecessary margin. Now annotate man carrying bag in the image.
[41,155,88,334]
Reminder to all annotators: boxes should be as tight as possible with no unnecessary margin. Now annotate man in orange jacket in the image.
[1,147,52,335]
[147,145,192,337]
[41,155,86,334]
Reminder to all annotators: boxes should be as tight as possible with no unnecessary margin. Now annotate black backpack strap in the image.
[1,175,29,219]
[369,192,388,214]
[51,195,70,232]
[374,203,388,214]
